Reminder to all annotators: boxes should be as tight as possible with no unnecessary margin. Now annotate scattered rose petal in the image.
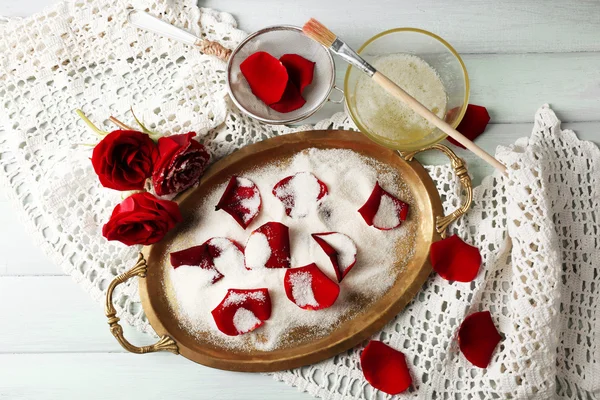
[284,263,340,310]
[429,235,481,282]
[245,222,291,269]
[360,340,412,395]
[170,243,224,284]
[273,172,328,218]
[311,232,357,282]
[458,311,502,368]
[215,176,261,229]
[240,51,288,105]
[211,288,271,336]
[358,182,409,230]
[447,104,491,149]
[269,81,306,113]
[279,54,315,93]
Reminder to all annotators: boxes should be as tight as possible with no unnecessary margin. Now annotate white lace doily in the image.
[0,1,598,399]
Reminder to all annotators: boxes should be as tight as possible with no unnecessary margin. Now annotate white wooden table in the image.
[1,1,599,399]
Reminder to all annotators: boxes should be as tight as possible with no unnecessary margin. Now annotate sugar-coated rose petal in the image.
[211,288,271,336]
[205,237,245,270]
[215,176,261,229]
[284,263,340,310]
[170,243,224,284]
[447,104,491,149]
[269,81,306,113]
[169,236,245,284]
[358,182,409,230]
[458,311,502,368]
[311,232,357,282]
[279,54,315,93]
[152,132,211,196]
[273,172,328,218]
[360,340,412,395]
[245,222,291,269]
[429,235,481,282]
[240,51,288,105]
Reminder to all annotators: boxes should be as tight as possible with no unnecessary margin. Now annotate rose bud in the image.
[91,130,158,191]
[102,192,182,246]
[152,132,211,196]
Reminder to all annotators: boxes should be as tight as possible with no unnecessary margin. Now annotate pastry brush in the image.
[302,19,506,174]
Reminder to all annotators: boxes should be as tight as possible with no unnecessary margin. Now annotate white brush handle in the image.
[127,10,200,46]
[372,72,507,174]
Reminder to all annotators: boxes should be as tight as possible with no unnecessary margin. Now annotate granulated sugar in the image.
[208,237,245,272]
[222,290,266,307]
[289,271,318,308]
[373,194,401,229]
[273,172,323,218]
[233,308,261,333]
[355,53,447,146]
[245,232,271,269]
[236,177,261,225]
[164,148,417,351]
[317,233,357,273]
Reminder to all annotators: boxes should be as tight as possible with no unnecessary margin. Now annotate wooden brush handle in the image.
[372,72,507,174]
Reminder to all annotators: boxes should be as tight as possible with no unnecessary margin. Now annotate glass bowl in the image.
[344,28,469,151]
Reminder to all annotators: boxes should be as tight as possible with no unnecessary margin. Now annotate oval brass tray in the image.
[104,130,472,372]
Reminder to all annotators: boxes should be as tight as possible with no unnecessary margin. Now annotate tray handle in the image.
[402,143,473,238]
[105,253,179,355]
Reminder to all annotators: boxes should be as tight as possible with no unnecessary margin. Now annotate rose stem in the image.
[130,108,162,141]
[74,109,109,136]
[108,116,135,130]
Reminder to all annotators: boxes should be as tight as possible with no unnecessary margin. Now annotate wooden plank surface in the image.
[1,0,599,399]
[0,276,148,353]
[312,52,600,125]
[0,353,308,400]
[203,0,600,54]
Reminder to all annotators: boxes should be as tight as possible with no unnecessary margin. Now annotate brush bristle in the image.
[302,18,337,48]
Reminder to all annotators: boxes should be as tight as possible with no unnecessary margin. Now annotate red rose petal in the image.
[240,51,288,105]
[447,104,491,149]
[102,192,181,246]
[245,222,291,269]
[311,232,357,282]
[458,311,502,368]
[269,81,306,113]
[215,176,261,229]
[273,172,328,218]
[429,235,481,282]
[284,263,340,310]
[169,243,224,284]
[360,340,412,395]
[358,182,409,230]
[279,54,315,93]
[211,288,271,336]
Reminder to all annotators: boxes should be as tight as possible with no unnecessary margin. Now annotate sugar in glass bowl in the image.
[344,28,470,152]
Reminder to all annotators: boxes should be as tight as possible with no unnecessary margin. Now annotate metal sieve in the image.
[227,25,337,125]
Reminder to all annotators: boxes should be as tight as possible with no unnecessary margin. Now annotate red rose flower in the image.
[102,192,182,246]
[92,130,158,191]
[152,132,211,196]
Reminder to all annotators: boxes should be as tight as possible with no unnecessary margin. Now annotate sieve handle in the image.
[127,10,231,62]
[128,10,200,46]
